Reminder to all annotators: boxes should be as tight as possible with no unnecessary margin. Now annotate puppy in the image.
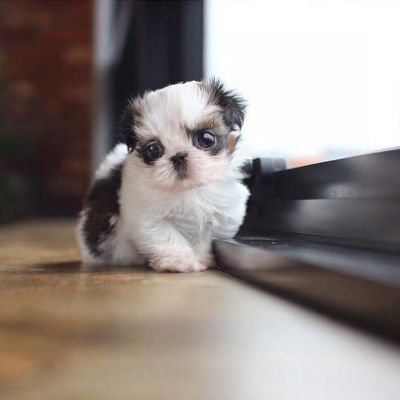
[77,79,250,272]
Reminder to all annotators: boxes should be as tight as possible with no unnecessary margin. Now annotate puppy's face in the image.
[121,79,245,192]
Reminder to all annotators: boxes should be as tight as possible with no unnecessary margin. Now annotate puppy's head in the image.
[121,79,246,192]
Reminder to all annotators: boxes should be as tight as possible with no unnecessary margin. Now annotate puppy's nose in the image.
[170,152,188,166]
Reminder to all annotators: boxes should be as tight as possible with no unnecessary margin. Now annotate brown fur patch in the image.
[227,134,240,154]
[185,115,220,138]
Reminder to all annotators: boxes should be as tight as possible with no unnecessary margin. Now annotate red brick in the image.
[62,46,92,64]
[0,0,94,212]
[38,27,92,44]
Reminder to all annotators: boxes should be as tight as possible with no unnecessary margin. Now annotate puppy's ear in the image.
[119,101,138,153]
[203,78,246,131]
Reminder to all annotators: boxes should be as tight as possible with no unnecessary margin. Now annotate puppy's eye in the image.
[144,141,164,162]
[193,131,216,149]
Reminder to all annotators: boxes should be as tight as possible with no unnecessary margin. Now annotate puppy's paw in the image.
[149,253,208,273]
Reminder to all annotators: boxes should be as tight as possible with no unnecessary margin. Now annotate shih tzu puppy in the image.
[77,79,249,272]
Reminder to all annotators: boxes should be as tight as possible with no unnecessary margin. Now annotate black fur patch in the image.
[120,103,138,152]
[203,78,246,130]
[240,159,253,178]
[82,164,122,257]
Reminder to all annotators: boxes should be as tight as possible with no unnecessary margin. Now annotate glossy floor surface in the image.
[0,220,399,399]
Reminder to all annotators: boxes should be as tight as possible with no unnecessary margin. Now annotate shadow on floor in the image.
[28,261,150,274]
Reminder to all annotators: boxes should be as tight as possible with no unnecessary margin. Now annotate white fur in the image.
[77,81,250,272]
[95,143,128,179]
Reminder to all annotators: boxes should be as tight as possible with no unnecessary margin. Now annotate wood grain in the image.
[0,220,399,399]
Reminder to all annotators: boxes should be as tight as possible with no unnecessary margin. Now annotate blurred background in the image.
[0,0,399,222]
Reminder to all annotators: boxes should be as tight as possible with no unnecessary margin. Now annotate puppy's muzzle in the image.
[170,152,188,179]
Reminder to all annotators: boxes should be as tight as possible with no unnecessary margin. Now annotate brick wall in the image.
[0,0,94,215]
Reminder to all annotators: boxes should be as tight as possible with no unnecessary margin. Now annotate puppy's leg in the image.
[133,221,208,273]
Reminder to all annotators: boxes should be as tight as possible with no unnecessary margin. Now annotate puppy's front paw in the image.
[149,253,208,273]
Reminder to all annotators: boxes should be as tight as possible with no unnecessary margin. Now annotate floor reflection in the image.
[30,262,149,274]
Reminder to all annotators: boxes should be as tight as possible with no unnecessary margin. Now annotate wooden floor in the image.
[0,219,399,399]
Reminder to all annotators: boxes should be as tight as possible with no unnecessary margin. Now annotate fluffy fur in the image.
[77,79,250,272]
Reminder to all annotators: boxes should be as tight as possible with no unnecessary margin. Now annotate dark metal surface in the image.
[233,237,400,287]
[273,149,400,200]
[218,149,400,341]
[214,239,400,341]
[240,149,400,251]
